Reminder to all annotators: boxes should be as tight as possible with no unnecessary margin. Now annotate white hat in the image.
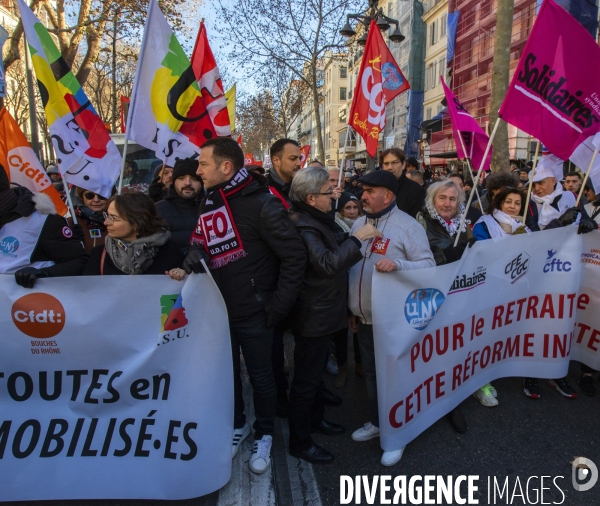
[531,165,558,183]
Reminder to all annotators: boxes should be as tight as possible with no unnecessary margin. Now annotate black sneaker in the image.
[523,378,540,399]
[579,374,596,396]
[548,378,578,399]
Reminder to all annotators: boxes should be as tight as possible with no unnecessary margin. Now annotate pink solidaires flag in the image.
[440,77,491,171]
[499,0,600,161]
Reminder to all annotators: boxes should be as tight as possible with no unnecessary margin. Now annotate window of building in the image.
[340,67,347,78]
[340,87,347,101]
[429,20,438,46]
[426,108,432,121]
[441,14,447,37]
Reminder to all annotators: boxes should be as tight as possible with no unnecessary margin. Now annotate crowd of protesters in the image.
[1,137,598,472]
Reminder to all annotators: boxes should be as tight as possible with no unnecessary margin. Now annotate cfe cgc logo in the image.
[505,252,530,283]
[404,288,445,330]
[543,249,572,273]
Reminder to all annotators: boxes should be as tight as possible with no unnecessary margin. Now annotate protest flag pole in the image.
[335,124,351,210]
[200,258,214,282]
[456,129,483,211]
[61,174,78,225]
[521,140,540,224]
[576,148,598,206]
[454,117,500,247]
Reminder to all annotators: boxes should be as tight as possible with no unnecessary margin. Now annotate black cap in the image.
[406,157,419,168]
[359,171,398,193]
[526,161,533,168]
[0,164,8,191]
[172,158,200,182]
[338,192,359,210]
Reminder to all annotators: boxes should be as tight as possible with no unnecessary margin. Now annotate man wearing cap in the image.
[155,158,204,254]
[347,170,435,466]
[379,148,425,218]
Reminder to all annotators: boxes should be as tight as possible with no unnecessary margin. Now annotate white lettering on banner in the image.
[0,274,233,501]
[361,66,386,130]
[372,227,600,452]
[201,205,235,247]
[7,149,51,190]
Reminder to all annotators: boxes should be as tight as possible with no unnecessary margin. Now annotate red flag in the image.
[300,145,311,167]
[181,21,231,146]
[349,20,410,157]
[244,153,254,165]
[237,134,243,147]
[120,96,130,133]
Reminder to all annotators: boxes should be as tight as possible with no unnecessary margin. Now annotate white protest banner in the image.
[372,227,600,451]
[0,273,233,501]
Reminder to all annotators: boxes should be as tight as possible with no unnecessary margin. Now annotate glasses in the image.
[102,212,121,224]
[313,186,335,196]
[83,192,107,201]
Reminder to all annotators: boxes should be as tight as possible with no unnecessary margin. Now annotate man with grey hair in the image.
[406,169,424,186]
[287,167,380,464]
[348,170,435,467]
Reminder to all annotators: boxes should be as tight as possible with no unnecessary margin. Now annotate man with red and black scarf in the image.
[183,137,306,475]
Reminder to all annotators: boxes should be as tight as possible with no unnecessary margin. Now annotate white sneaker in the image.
[351,422,380,442]
[488,383,498,398]
[249,435,272,474]
[326,355,339,375]
[472,384,498,407]
[381,447,405,466]
[232,423,250,458]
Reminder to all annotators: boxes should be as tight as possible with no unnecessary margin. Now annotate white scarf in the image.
[492,209,522,234]
[425,201,467,237]
[531,187,565,228]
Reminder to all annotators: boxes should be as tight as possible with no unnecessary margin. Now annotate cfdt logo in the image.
[543,249,571,273]
[404,288,445,330]
[0,236,19,257]
[572,457,598,492]
[11,293,66,338]
[505,252,529,283]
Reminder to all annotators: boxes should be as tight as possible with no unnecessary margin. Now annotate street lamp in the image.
[340,0,405,44]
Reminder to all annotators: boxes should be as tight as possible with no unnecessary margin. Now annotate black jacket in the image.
[83,241,184,275]
[396,172,426,218]
[266,171,291,206]
[155,187,201,254]
[288,206,362,337]
[417,210,472,266]
[0,189,88,277]
[207,177,306,321]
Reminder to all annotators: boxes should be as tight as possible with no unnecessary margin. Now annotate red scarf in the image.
[190,168,251,269]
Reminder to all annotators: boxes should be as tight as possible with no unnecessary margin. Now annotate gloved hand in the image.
[266,305,287,329]
[442,244,466,264]
[182,246,210,274]
[513,225,528,235]
[148,178,166,203]
[15,267,48,288]
[71,223,84,242]
[558,207,580,226]
[467,237,477,248]
[578,217,598,234]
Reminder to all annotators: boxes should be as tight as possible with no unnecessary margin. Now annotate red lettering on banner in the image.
[388,372,446,429]
[526,296,539,319]
[410,324,464,373]
[578,293,590,310]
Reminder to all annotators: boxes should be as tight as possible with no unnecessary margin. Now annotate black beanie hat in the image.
[338,192,359,210]
[172,158,200,182]
[359,170,399,193]
[0,164,8,191]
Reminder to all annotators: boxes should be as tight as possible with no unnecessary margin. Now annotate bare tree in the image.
[237,91,283,158]
[217,0,361,163]
[489,0,515,172]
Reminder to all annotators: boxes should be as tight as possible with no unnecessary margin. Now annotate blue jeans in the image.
[357,322,379,427]
[230,310,276,439]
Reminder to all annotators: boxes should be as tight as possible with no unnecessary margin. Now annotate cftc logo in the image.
[572,457,598,492]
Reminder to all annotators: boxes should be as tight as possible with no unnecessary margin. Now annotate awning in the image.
[349,157,367,163]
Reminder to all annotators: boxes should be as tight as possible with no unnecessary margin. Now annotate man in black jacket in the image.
[380,147,425,218]
[0,168,88,287]
[267,138,302,208]
[183,137,306,475]
[155,158,203,254]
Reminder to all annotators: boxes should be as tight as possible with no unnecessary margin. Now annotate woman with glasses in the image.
[285,167,381,464]
[83,192,184,277]
[70,187,114,253]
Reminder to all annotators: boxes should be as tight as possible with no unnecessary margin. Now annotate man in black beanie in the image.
[0,166,87,287]
[155,158,204,254]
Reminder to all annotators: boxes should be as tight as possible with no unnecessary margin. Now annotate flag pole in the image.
[521,140,540,224]
[577,148,598,206]
[335,124,351,210]
[456,129,483,211]
[454,117,500,247]
[61,174,78,225]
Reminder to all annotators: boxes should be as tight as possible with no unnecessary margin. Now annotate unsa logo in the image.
[0,236,19,255]
[404,288,445,330]
[11,293,66,339]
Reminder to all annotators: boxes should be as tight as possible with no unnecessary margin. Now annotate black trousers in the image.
[288,333,331,450]
[231,311,276,439]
